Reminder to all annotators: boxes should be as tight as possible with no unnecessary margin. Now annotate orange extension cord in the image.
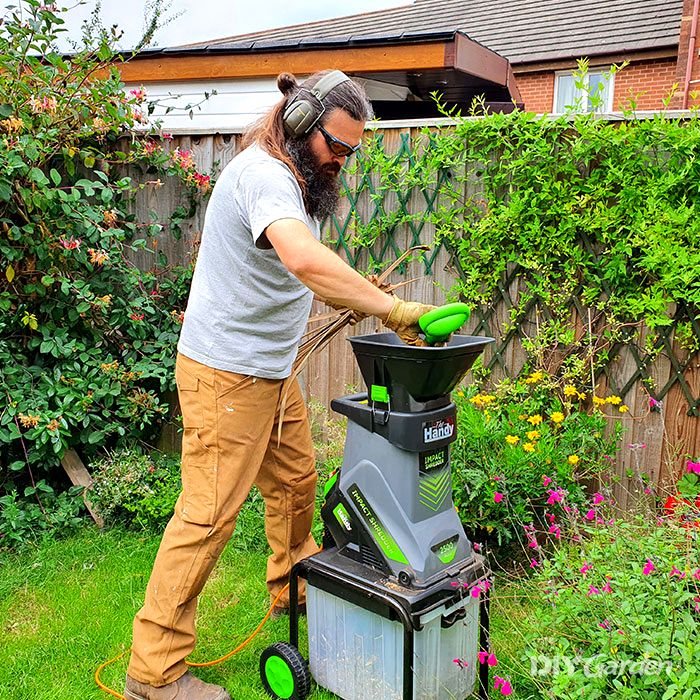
[94,584,290,700]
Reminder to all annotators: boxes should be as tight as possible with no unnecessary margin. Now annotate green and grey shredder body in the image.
[261,329,495,700]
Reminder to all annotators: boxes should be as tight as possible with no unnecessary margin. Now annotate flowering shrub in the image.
[451,370,621,544]
[0,1,212,537]
[509,497,700,698]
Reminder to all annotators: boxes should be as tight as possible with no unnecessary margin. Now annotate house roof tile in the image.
[180,0,683,64]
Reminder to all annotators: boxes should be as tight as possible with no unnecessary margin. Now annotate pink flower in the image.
[693,569,700,581]
[602,581,613,593]
[643,559,655,575]
[670,566,686,579]
[161,132,173,139]
[493,475,502,482]
[129,87,147,101]
[473,542,481,552]
[494,676,512,695]
[542,475,552,487]
[686,460,700,475]
[649,397,660,409]
[548,524,561,539]
[599,619,611,630]
[59,237,81,250]
[478,651,498,666]
[585,509,596,520]
[694,597,700,613]
[494,491,504,504]
[530,558,540,568]
[593,492,605,505]
[546,488,564,505]
[580,562,592,575]
[130,312,145,321]
[452,658,468,669]
[587,585,601,596]
[470,585,482,598]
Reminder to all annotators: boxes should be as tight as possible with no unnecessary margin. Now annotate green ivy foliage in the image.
[0,3,209,502]
[349,85,700,379]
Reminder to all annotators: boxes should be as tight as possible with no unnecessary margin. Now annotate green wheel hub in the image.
[264,656,295,699]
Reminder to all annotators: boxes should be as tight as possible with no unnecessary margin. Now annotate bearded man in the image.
[125,70,433,700]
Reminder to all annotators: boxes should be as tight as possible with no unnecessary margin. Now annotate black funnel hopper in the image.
[349,332,494,411]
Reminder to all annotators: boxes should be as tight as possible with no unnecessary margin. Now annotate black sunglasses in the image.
[318,125,362,157]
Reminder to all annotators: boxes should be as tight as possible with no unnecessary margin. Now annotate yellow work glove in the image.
[383,296,436,346]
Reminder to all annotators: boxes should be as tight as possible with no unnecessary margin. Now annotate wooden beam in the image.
[453,33,510,87]
[117,43,450,83]
[61,449,104,528]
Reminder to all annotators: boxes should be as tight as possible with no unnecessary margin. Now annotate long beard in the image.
[287,138,341,220]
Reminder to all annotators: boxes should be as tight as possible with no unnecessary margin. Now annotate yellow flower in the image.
[19,413,40,428]
[564,385,578,397]
[523,442,536,452]
[592,395,606,407]
[526,430,541,441]
[527,414,543,426]
[88,248,109,265]
[103,209,118,226]
[577,391,587,400]
[456,389,465,397]
[550,411,565,424]
[568,455,580,465]
[606,395,622,405]
[619,404,629,413]
[1,116,24,133]
[469,393,496,408]
[525,370,545,384]
[505,434,520,445]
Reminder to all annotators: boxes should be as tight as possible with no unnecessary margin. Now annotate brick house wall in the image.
[613,57,679,110]
[514,57,680,113]
[674,0,700,107]
[514,71,555,113]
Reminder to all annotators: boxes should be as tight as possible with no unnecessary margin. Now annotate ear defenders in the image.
[282,70,351,138]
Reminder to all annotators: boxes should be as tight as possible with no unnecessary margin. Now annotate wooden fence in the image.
[131,121,699,507]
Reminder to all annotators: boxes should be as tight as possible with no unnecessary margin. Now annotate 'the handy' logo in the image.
[423,416,455,443]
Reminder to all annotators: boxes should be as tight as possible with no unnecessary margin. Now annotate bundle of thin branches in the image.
[277,245,430,443]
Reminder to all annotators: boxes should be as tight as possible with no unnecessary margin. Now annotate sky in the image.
[55,0,411,50]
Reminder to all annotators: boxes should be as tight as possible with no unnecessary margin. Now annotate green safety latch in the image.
[418,302,471,344]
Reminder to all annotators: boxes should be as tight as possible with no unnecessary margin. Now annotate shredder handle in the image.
[419,302,471,344]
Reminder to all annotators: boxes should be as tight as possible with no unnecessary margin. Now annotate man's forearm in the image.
[265,218,395,319]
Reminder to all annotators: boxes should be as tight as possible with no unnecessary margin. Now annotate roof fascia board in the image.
[453,32,510,86]
[117,41,451,83]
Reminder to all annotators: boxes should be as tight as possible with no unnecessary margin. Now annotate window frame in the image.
[552,67,615,114]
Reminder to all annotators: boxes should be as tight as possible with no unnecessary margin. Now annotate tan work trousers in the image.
[128,353,319,686]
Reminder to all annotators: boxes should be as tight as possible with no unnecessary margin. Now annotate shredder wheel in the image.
[260,642,311,700]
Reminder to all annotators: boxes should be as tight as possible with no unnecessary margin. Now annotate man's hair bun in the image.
[277,73,298,97]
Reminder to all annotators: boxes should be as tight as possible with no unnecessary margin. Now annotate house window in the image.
[553,69,614,113]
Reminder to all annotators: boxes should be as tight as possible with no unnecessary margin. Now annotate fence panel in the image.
[128,124,699,499]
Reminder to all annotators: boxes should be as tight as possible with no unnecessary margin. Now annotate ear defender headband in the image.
[282,70,351,138]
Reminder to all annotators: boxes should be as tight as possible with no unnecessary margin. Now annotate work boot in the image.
[124,671,231,700]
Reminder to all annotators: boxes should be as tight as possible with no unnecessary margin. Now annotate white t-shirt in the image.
[177,145,320,379]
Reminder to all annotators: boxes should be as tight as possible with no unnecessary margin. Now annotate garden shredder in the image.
[260,304,495,700]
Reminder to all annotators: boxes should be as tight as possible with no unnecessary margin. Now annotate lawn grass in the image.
[0,526,337,700]
[0,526,537,700]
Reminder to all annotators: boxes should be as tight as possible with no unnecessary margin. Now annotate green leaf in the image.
[49,168,61,186]
[5,265,14,283]
[84,155,96,169]
[0,104,12,118]
[88,430,105,444]
[0,179,12,201]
